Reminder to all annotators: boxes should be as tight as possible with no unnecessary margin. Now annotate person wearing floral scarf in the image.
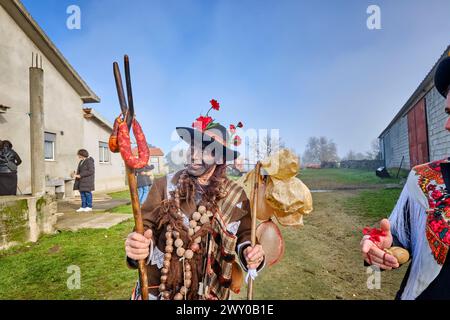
[359,57,450,300]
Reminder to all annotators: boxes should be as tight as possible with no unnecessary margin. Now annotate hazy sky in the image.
[21,0,450,157]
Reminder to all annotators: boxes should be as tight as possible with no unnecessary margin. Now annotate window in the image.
[99,142,110,164]
[44,132,56,160]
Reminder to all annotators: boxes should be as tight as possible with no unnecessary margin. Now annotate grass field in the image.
[0,168,408,300]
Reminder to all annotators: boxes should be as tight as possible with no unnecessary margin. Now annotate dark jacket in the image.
[73,157,95,192]
[136,165,154,188]
[0,148,22,174]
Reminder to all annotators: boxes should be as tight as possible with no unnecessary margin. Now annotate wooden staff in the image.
[113,56,149,300]
[247,161,262,300]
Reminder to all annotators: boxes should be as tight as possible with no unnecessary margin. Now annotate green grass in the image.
[110,204,133,214]
[298,168,407,190]
[108,190,131,200]
[343,188,402,222]
[0,221,137,300]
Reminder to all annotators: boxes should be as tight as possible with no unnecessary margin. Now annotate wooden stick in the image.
[247,161,261,300]
[113,58,149,300]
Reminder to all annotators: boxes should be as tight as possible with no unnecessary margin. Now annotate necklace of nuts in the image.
[159,203,213,300]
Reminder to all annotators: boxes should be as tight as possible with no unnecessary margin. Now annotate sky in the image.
[20,0,450,158]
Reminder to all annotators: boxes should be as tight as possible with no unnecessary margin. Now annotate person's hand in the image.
[244,244,265,270]
[74,174,81,179]
[360,219,399,270]
[125,229,153,261]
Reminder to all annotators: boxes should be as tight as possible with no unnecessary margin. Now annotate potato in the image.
[384,246,410,265]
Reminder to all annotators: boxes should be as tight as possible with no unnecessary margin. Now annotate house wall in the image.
[426,86,450,161]
[0,5,125,195]
[0,5,84,195]
[381,116,411,169]
[82,118,125,192]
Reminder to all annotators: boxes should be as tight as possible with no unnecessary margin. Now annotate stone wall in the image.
[340,160,384,170]
[0,195,57,250]
[426,87,450,162]
[380,116,411,169]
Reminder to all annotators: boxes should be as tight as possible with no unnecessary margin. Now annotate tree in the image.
[302,136,339,164]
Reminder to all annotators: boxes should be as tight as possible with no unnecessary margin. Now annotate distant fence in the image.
[340,160,384,171]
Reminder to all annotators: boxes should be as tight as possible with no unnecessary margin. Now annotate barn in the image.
[379,46,450,170]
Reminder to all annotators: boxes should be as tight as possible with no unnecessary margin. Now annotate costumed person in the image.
[125,100,265,300]
[360,56,450,300]
[73,149,95,212]
[0,140,22,196]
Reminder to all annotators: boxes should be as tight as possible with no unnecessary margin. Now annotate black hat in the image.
[176,124,240,163]
[435,56,450,98]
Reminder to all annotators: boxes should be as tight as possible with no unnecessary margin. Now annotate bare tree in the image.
[302,136,339,164]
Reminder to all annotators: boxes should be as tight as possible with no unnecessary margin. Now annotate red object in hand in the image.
[363,227,386,243]
[117,118,150,169]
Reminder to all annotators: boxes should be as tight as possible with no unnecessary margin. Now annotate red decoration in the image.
[237,122,244,128]
[233,135,242,147]
[362,227,386,243]
[117,118,150,169]
[192,116,213,132]
[210,99,220,111]
[229,124,236,133]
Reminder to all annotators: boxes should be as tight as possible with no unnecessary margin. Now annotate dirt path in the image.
[237,189,407,300]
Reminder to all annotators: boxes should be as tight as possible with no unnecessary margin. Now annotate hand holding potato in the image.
[360,219,400,270]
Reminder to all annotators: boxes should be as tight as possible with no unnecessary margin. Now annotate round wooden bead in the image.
[184,249,194,260]
[185,271,192,280]
[189,220,197,228]
[161,267,169,274]
[192,212,201,221]
[200,215,210,225]
[173,293,183,300]
[166,239,173,246]
[206,210,213,217]
[180,286,188,295]
[176,247,185,257]
[198,206,207,214]
[185,264,191,271]
[162,291,170,299]
[165,232,173,239]
[165,245,174,253]
[188,228,195,236]
[185,279,192,288]
[164,253,172,260]
[159,284,166,292]
[160,275,168,282]
[173,231,180,238]
[194,226,201,233]
[190,243,200,252]
[163,260,171,268]
[194,237,202,244]
[167,225,173,231]
[174,239,184,248]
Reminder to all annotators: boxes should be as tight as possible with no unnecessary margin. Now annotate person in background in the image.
[73,149,95,212]
[136,164,155,205]
[0,140,22,196]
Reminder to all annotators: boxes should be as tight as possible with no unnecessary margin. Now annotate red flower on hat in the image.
[230,124,236,133]
[233,135,242,147]
[192,116,213,132]
[210,99,220,111]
